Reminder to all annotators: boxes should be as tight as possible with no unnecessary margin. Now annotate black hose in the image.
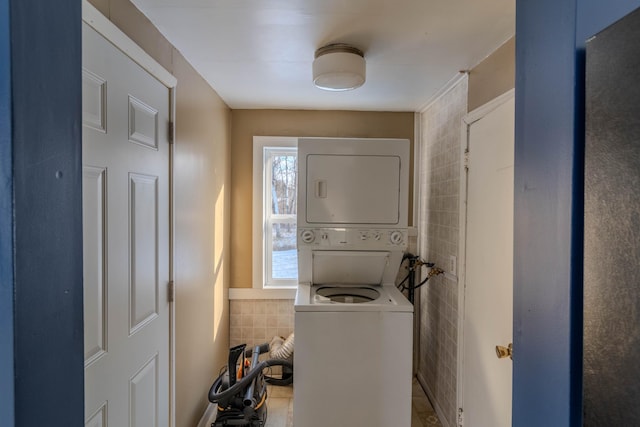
[264,362,294,386]
[263,375,291,386]
[412,274,432,290]
[209,359,294,404]
[397,254,438,302]
[243,346,262,407]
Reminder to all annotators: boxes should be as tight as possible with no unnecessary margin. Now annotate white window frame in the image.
[252,136,298,289]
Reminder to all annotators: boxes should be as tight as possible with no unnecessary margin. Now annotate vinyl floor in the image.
[264,378,442,427]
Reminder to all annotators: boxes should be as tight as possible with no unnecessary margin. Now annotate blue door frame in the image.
[1,0,84,425]
[0,0,15,423]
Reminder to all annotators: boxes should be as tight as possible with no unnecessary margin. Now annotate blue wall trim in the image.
[0,0,15,423]
[514,0,640,425]
[10,0,84,425]
[514,0,579,424]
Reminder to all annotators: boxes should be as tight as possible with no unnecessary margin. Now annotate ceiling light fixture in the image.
[312,44,366,91]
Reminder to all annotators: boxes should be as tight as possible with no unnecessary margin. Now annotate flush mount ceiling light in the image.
[312,44,366,91]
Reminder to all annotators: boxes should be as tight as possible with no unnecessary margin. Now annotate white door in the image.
[460,93,514,427]
[82,21,171,427]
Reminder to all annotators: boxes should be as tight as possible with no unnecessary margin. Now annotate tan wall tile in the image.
[417,76,467,427]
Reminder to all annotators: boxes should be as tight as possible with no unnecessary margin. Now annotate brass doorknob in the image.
[495,343,513,360]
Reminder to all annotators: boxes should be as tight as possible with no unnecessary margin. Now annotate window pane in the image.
[271,222,298,279]
[271,154,297,215]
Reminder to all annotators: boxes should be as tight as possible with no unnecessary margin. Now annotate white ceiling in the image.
[131,0,514,112]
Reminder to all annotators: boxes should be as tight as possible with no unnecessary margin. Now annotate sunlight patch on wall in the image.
[213,184,225,342]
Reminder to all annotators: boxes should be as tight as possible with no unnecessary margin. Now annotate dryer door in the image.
[305,154,401,225]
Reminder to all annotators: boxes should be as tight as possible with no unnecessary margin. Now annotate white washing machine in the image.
[293,138,413,427]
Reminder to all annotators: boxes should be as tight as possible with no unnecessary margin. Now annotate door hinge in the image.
[458,408,464,427]
[168,280,175,302]
[168,121,174,144]
[463,149,470,170]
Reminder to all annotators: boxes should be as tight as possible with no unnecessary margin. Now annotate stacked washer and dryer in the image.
[293,137,413,427]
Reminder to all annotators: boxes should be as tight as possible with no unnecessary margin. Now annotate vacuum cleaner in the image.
[208,336,294,427]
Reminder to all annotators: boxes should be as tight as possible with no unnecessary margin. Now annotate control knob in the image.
[389,230,404,245]
[300,229,315,244]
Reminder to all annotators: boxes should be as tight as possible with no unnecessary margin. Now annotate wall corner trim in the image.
[418,72,469,113]
[82,0,176,88]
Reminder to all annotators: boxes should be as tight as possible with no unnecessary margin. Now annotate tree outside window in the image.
[264,147,298,285]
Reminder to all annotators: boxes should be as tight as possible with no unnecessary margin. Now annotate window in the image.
[253,137,298,289]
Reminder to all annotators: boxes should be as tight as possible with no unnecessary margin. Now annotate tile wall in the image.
[229,299,295,348]
[417,76,468,427]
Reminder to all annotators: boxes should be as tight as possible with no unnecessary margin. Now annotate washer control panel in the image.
[297,228,408,250]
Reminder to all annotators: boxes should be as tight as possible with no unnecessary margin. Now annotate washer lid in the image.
[312,251,389,285]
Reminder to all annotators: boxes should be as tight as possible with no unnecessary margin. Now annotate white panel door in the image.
[461,94,514,427]
[82,22,171,427]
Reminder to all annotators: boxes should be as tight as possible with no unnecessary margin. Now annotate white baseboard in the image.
[196,402,217,427]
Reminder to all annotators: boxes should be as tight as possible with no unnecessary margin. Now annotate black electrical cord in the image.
[397,253,419,291]
[263,364,293,386]
[396,272,411,291]
[402,252,415,262]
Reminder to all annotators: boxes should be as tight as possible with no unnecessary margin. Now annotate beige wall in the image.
[87,1,232,426]
[230,109,415,288]
[172,55,231,427]
[468,37,515,112]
